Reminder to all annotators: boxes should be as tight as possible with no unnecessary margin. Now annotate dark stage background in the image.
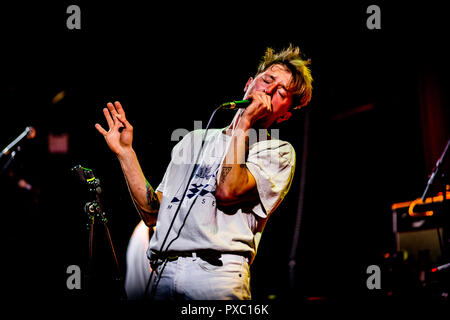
[2,1,449,310]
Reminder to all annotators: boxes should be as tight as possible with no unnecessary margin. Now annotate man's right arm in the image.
[95,101,160,227]
[117,149,161,227]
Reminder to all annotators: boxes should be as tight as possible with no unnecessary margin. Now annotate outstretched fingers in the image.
[103,106,115,129]
[107,102,127,127]
[95,123,108,136]
[96,101,130,137]
[96,104,118,135]
[114,101,126,118]
[106,102,119,119]
[113,102,130,129]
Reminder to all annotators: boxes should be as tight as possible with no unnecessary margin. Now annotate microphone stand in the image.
[421,138,449,201]
[421,139,450,288]
[0,150,18,176]
[71,165,126,300]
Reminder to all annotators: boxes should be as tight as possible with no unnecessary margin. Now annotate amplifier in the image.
[391,192,449,264]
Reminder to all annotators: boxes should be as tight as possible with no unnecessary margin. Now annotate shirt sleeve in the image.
[245,140,296,218]
[155,165,169,194]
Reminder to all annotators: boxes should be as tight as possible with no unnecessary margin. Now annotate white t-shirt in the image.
[148,128,295,264]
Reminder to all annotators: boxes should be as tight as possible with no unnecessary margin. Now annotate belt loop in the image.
[192,252,197,260]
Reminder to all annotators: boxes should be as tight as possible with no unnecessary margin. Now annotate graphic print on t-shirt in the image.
[169,163,218,204]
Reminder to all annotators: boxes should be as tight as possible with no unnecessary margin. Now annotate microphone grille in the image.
[26,126,36,139]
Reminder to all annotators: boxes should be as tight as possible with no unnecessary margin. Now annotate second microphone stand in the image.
[72,165,125,300]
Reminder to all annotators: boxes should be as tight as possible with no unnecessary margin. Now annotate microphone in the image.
[220,99,252,110]
[0,126,36,159]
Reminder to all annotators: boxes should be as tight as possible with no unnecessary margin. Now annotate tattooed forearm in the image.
[145,180,160,211]
[220,166,232,183]
[215,129,256,204]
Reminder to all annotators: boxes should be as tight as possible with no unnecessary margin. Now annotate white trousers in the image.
[149,253,251,300]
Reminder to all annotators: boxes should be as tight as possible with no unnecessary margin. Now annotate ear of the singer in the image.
[220,99,252,110]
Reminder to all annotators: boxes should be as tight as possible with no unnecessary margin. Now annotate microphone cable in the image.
[144,105,244,299]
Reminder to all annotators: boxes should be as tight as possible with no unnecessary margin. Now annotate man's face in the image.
[244,64,294,127]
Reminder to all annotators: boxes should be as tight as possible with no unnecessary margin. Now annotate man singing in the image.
[95,44,313,300]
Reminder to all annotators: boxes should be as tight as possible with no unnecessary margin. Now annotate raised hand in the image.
[95,101,134,157]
